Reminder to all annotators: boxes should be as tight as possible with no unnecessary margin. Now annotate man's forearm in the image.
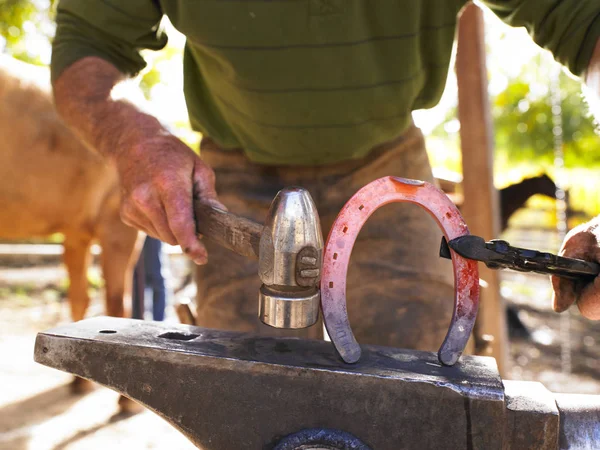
[53,57,167,162]
[53,56,220,264]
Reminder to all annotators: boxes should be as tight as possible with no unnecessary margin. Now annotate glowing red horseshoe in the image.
[321,176,479,366]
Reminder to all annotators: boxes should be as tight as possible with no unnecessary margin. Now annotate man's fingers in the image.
[161,184,208,265]
[578,278,600,319]
[121,210,160,241]
[551,274,578,313]
[552,225,600,312]
[122,185,177,246]
[137,200,178,246]
[193,160,223,207]
[119,150,219,265]
[120,198,161,238]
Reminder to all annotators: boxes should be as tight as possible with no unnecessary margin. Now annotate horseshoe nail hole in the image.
[445,212,452,219]
[329,281,334,288]
[359,205,364,211]
[333,253,338,260]
[158,331,199,341]
[99,330,116,334]
[342,226,348,233]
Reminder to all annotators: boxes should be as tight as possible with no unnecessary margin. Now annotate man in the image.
[50,1,600,354]
[132,236,169,322]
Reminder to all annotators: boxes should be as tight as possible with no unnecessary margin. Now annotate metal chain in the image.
[551,64,572,375]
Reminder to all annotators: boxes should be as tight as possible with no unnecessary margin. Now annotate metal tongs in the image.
[440,235,600,280]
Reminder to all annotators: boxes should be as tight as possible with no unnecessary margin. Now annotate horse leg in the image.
[63,234,95,393]
[97,213,143,413]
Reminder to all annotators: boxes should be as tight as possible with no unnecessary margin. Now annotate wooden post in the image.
[456,3,509,375]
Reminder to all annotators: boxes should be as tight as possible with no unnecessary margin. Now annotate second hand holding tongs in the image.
[440,235,600,280]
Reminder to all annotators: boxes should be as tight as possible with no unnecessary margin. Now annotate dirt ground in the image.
[0,258,196,450]
[1,254,600,449]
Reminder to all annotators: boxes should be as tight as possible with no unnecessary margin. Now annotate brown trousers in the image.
[196,124,456,352]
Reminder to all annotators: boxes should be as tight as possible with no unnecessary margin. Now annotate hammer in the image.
[193,187,323,329]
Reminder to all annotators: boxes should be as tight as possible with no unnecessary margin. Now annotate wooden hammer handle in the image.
[194,200,263,259]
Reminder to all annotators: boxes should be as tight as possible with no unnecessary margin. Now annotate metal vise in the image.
[35,317,600,450]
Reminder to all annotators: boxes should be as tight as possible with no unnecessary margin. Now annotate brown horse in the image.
[0,59,141,398]
[498,173,560,229]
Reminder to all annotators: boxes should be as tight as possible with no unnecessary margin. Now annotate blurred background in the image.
[1,1,600,449]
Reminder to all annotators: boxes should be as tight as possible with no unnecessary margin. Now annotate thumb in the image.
[192,159,226,210]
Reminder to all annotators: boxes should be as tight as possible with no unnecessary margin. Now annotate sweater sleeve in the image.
[51,0,167,82]
[481,0,600,77]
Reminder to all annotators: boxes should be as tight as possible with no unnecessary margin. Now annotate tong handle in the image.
[442,236,600,280]
[485,240,600,280]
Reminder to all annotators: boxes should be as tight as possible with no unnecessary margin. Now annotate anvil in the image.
[34,317,600,449]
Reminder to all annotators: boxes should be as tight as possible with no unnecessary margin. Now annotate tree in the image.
[432,58,600,169]
[492,67,600,167]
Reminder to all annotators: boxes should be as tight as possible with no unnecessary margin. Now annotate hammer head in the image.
[258,187,323,329]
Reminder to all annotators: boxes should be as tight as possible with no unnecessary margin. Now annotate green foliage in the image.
[493,71,600,167]
[429,54,600,216]
[0,0,55,64]
[0,1,36,45]
[139,67,162,99]
[87,269,104,290]
[138,45,184,99]
[433,69,600,169]
[488,62,600,216]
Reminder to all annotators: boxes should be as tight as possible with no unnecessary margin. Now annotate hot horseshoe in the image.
[320,176,480,366]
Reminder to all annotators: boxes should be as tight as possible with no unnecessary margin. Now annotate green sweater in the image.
[52,0,600,165]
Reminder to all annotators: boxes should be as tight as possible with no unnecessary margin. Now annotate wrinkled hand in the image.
[117,134,224,265]
[552,216,600,319]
